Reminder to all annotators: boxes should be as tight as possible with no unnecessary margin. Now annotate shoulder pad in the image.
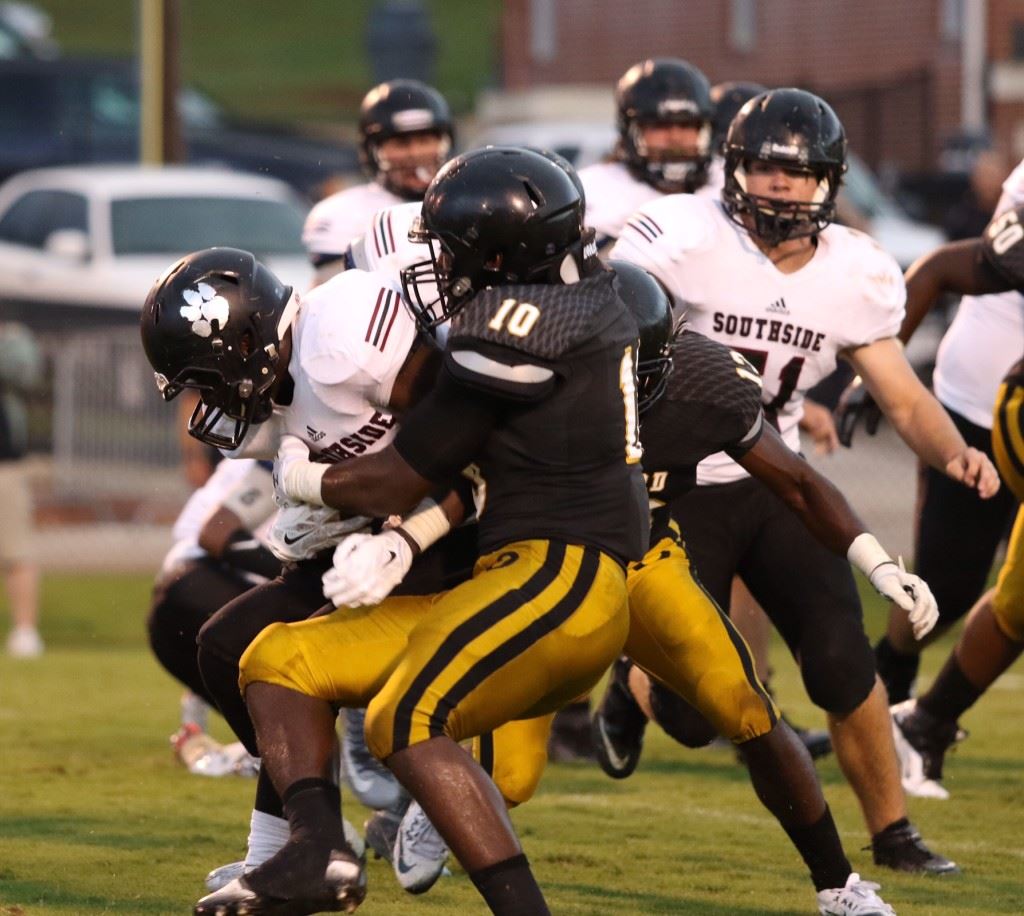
[302,184,396,257]
[1000,160,1024,210]
[982,204,1024,288]
[827,226,905,312]
[298,269,413,385]
[362,201,426,273]
[449,273,621,361]
[668,330,764,413]
[617,194,718,255]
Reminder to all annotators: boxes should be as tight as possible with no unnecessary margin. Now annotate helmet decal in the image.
[180,283,230,339]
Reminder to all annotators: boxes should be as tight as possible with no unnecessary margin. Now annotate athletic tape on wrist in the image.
[847,532,894,578]
[288,461,328,506]
[398,499,451,552]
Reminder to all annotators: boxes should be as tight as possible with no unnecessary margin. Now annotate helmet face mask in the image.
[722,88,847,247]
[616,58,714,194]
[359,80,455,201]
[140,248,296,450]
[400,147,587,335]
[608,259,675,414]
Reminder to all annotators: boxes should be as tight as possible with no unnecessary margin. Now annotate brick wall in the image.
[501,0,963,171]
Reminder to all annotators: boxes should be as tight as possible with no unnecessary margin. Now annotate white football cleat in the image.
[393,801,449,895]
[817,872,897,915]
[340,707,405,811]
[6,625,43,658]
[890,700,951,800]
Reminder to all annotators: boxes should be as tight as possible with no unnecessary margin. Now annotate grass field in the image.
[2,572,1023,915]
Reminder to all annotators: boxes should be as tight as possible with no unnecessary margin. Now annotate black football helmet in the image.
[401,146,587,331]
[709,81,766,154]
[722,88,847,247]
[359,79,454,200]
[615,58,713,193]
[140,247,297,450]
[608,260,674,414]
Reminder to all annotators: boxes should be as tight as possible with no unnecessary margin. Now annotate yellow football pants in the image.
[478,530,779,806]
[239,540,630,759]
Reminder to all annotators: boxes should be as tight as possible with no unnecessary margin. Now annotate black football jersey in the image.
[640,329,765,538]
[443,272,650,563]
[982,203,1024,289]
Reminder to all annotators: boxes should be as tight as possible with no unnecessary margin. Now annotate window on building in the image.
[529,0,556,63]
[940,0,963,41]
[730,0,757,53]
[1013,21,1024,60]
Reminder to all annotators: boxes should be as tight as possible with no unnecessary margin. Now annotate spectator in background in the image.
[0,322,44,658]
[943,149,1008,242]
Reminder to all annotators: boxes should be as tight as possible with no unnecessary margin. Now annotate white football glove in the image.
[322,529,414,608]
[869,558,939,640]
[269,501,369,562]
[274,435,327,506]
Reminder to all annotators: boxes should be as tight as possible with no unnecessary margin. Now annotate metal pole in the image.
[962,0,988,132]
[139,0,181,164]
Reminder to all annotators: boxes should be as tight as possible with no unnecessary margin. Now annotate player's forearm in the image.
[739,431,865,554]
[886,387,968,474]
[901,239,1009,344]
[899,248,951,344]
[318,449,433,518]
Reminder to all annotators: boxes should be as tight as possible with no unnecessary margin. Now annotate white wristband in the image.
[287,461,328,507]
[398,499,451,552]
[847,532,894,577]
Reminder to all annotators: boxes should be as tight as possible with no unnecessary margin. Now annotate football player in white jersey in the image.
[872,201,1024,799]
[578,62,833,759]
[611,88,998,875]
[140,247,473,911]
[302,79,453,287]
[580,58,714,255]
[152,457,278,776]
[845,160,1024,708]
[705,80,767,197]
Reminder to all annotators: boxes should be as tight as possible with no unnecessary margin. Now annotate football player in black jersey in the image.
[865,204,1024,799]
[218,147,648,916]
[334,262,919,914]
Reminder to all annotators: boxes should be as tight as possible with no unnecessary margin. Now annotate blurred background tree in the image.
[28,0,501,126]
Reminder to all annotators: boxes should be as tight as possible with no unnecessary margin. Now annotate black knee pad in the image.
[800,635,876,717]
[649,682,719,748]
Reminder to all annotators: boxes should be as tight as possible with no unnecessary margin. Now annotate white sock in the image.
[180,691,210,730]
[243,810,290,871]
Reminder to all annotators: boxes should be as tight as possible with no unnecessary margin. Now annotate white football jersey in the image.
[162,458,274,574]
[302,181,403,262]
[611,194,905,484]
[228,268,419,559]
[932,156,1024,428]
[349,200,426,276]
[580,161,664,245]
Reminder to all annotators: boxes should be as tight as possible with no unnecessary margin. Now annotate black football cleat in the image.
[591,656,648,778]
[548,699,599,763]
[890,699,966,800]
[870,820,960,875]
[194,848,366,915]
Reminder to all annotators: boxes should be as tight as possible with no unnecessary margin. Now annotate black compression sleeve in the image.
[392,369,501,482]
[221,530,283,580]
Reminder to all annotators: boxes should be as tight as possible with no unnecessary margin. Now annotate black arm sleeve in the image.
[392,368,502,483]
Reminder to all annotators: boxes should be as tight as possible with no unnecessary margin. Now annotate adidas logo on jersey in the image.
[306,425,326,442]
[766,297,789,314]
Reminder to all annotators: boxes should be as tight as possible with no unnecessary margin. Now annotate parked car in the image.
[0,164,312,329]
[0,56,359,198]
